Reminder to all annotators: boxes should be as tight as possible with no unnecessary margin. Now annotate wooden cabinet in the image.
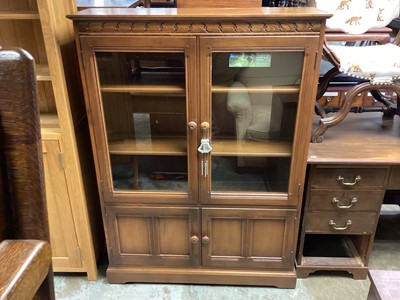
[69,7,329,288]
[296,165,389,279]
[0,1,103,279]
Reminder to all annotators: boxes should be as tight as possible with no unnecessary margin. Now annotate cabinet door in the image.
[80,36,198,204]
[106,206,200,267]
[42,139,82,269]
[198,36,320,206]
[202,208,296,269]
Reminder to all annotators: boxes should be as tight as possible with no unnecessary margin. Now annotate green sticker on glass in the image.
[229,53,271,68]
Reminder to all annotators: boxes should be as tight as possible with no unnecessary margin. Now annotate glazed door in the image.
[199,36,320,206]
[80,36,198,204]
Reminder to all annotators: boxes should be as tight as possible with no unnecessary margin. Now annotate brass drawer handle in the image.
[329,220,352,231]
[337,175,361,186]
[332,197,358,209]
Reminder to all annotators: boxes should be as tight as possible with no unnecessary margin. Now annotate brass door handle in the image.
[332,197,358,209]
[329,220,352,231]
[188,121,197,130]
[202,236,210,244]
[200,122,210,131]
[337,175,361,186]
[190,235,199,244]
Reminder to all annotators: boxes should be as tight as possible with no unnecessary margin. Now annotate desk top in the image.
[308,113,400,165]
[76,0,140,10]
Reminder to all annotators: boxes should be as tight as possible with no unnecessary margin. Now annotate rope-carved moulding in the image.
[78,21,322,34]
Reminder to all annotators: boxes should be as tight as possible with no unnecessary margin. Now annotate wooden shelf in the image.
[40,114,60,139]
[108,137,187,155]
[108,138,292,157]
[35,64,51,81]
[212,139,292,157]
[100,75,186,95]
[101,84,185,95]
[212,85,300,94]
[0,11,40,19]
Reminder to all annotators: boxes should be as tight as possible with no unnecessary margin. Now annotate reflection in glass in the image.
[95,52,187,192]
[211,52,304,193]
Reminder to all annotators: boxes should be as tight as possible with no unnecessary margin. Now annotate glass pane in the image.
[96,52,187,192]
[111,155,188,192]
[211,52,303,193]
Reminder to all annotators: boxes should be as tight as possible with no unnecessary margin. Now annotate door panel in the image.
[106,206,200,267]
[199,36,320,206]
[202,208,296,269]
[42,139,82,269]
[81,36,198,204]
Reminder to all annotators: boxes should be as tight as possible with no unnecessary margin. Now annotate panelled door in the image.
[105,206,200,267]
[80,36,198,205]
[201,208,297,269]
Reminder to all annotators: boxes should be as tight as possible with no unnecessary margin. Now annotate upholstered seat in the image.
[330,43,400,84]
[311,0,400,143]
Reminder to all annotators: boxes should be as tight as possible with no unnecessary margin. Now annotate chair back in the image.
[177,0,262,8]
[0,47,54,299]
[315,0,400,34]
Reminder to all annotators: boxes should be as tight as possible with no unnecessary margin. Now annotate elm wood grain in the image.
[69,7,331,21]
[368,270,400,300]
[201,208,297,270]
[108,138,292,157]
[101,84,185,94]
[212,139,292,157]
[71,8,329,287]
[105,206,200,267]
[212,85,300,94]
[107,266,297,288]
[0,240,52,300]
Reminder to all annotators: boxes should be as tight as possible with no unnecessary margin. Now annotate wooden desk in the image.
[368,270,400,300]
[297,113,400,279]
[76,0,140,10]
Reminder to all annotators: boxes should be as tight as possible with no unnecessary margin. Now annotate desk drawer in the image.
[304,212,377,234]
[310,167,387,189]
[308,190,384,211]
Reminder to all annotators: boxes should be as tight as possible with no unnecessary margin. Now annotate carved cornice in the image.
[77,20,322,34]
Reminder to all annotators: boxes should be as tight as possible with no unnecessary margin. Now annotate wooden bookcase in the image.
[0,0,103,280]
[69,7,330,288]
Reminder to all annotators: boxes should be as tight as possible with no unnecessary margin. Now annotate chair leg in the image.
[311,82,400,143]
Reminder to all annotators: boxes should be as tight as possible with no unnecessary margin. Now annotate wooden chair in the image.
[311,0,400,143]
[0,48,55,300]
